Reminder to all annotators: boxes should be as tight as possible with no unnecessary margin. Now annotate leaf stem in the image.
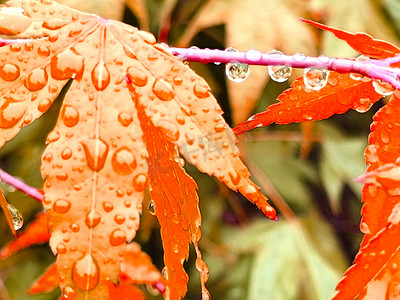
[0,169,43,202]
[170,47,400,89]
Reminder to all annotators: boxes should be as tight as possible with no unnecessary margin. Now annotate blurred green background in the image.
[1,0,399,299]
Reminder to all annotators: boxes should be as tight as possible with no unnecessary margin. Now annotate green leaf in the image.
[320,124,366,213]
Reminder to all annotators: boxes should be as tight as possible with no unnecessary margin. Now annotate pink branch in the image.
[170,47,400,89]
[0,169,43,202]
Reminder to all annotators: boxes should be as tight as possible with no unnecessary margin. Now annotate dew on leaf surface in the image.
[304,67,329,90]
[372,79,395,96]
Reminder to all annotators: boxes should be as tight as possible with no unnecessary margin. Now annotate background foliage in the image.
[1,0,399,299]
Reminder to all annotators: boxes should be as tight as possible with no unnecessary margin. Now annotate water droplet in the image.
[109,229,126,246]
[268,65,292,83]
[355,98,372,113]
[390,263,398,274]
[152,79,175,101]
[148,200,156,215]
[25,67,48,91]
[228,170,241,185]
[114,214,125,225]
[176,114,185,125]
[266,51,291,82]
[61,147,73,159]
[37,45,50,57]
[293,52,306,61]
[111,147,137,175]
[0,102,26,128]
[372,79,395,96]
[225,61,250,83]
[350,55,369,80]
[193,83,210,98]
[53,199,71,214]
[42,19,69,30]
[157,119,180,141]
[103,201,114,212]
[0,63,20,81]
[245,49,262,62]
[85,210,101,228]
[62,286,77,299]
[48,33,58,42]
[225,47,250,82]
[72,254,100,291]
[51,49,84,80]
[46,130,60,143]
[126,67,148,87]
[57,243,67,254]
[132,174,147,192]
[56,172,68,181]
[7,204,23,230]
[214,124,225,133]
[70,223,80,232]
[173,76,183,86]
[304,68,329,90]
[80,138,109,171]
[91,62,110,91]
[61,105,79,127]
[137,30,156,44]
[38,98,52,113]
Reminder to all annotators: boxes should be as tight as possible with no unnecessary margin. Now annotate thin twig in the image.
[0,169,43,202]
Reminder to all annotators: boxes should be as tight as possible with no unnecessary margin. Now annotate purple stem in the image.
[0,169,43,202]
[1,37,399,88]
[170,47,400,89]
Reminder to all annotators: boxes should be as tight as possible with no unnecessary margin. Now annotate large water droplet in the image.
[245,49,262,62]
[152,79,175,101]
[225,62,250,82]
[157,119,180,141]
[72,254,100,291]
[7,204,23,230]
[304,68,329,90]
[137,30,156,44]
[126,67,148,87]
[25,67,48,91]
[37,45,50,57]
[42,19,69,30]
[85,210,101,228]
[132,174,147,192]
[267,51,292,83]
[109,229,126,246]
[0,102,26,128]
[61,147,73,159]
[118,112,133,127]
[372,79,395,96]
[111,147,137,175]
[91,62,110,91]
[80,138,109,171]
[61,105,79,127]
[114,214,125,225]
[148,200,156,215]
[51,49,84,80]
[0,63,20,81]
[53,199,71,214]
[37,98,52,113]
[225,47,250,83]
[103,201,114,212]
[193,83,210,98]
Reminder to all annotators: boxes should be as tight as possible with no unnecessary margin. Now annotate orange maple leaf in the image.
[0,0,275,299]
[234,72,382,135]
